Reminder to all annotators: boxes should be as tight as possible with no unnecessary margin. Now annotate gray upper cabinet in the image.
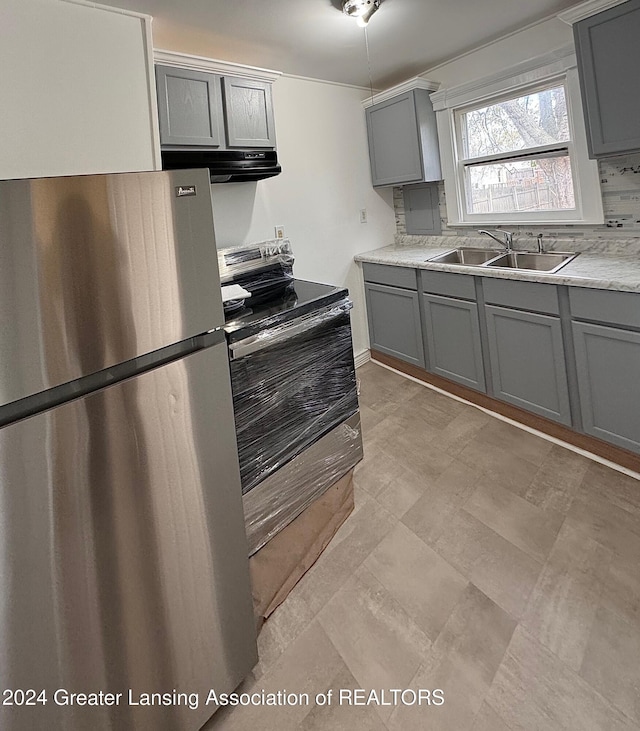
[422,294,485,391]
[404,183,441,235]
[365,89,441,187]
[222,76,276,148]
[485,306,572,425]
[156,66,276,150]
[574,0,640,157]
[156,65,223,148]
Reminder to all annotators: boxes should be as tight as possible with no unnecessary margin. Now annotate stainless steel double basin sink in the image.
[427,248,578,274]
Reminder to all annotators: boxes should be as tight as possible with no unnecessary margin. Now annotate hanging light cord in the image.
[364,25,375,105]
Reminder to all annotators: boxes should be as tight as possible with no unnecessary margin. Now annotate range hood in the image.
[161,149,282,183]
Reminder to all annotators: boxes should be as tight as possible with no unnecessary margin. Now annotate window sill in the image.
[447,216,606,227]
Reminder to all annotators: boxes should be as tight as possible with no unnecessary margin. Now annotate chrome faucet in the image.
[536,234,544,253]
[478,229,513,252]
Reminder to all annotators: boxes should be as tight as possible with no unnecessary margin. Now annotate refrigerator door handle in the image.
[228,299,352,359]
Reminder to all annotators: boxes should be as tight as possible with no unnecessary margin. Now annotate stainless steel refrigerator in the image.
[0,169,257,730]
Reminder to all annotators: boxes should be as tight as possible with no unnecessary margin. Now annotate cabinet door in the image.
[422,294,485,391]
[574,0,640,157]
[404,183,441,235]
[156,65,222,147]
[222,77,276,148]
[485,306,571,424]
[0,2,157,179]
[366,92,423,187]
[573,321,640,453]
[365,282,425,367]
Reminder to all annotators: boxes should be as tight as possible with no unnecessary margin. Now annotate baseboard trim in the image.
[370,350,640,478]
[354,349,371,369]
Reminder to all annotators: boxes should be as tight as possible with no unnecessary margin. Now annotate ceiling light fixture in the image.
[342,0,381,28]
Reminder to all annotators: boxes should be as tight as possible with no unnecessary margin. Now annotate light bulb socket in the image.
[343,0,381,25]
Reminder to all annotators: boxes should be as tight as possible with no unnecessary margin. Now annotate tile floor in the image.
[207,361,640,730]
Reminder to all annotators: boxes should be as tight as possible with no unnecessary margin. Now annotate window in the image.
[432,50,604,226]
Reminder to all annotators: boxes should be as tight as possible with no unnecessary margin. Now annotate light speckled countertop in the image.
[355,242,640,293]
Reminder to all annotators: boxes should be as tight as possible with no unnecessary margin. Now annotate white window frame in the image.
[431,46,604,226]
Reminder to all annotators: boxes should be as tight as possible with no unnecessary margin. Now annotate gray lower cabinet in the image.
[485,305,571,425]
[574,0,640,157]
[572,321,640,453]
[422,294,485,391]
[156,65,223,147]
[364,282,425,367]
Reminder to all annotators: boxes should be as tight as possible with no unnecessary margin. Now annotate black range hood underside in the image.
[161,149,282,183]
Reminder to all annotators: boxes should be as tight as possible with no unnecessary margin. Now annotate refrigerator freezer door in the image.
[0,169,223,409]
[0,343,256,731]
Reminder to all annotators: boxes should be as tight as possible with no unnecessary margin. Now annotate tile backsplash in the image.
[394,152,640,245]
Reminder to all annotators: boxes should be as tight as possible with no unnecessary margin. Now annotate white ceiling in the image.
[102,0,580,88]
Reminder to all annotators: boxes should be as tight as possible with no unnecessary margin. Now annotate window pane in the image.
[461,86,570,160]
[465,156,576,215]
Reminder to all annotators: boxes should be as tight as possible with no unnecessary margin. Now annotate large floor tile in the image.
[580,604,640,723]
[353,448,401,499]
[372,466,429,519]
[400,391,462,431]
[254,591,316,679]
[402,460,480,546]
[299,662,387,731]
[487,626,639,731]
[427,406,492,458]
[580,461,640,518]
[379,425,456,482]
[471,702,513,731]
[388,584,516,731]
[357,364,424,412]
[456,436,539,498]
[520,522,612,670]
[408,381,467,418]
[205,622,343,731]
[473,419,554,467]
[464,479,564,563]
[427,583,517,687]
[566,487,640,559]
[434,510,543,618]
[359,403,387,435]
[317,566,432,720]
[364,522,468,641]
[523,444,591,514]
[602,548,640,629]
[290,496,396,615]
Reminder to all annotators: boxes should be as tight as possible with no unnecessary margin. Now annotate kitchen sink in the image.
[428,248,504,266]
[484,251,578,273]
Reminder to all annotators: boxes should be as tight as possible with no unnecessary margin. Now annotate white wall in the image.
[421,17,573,88]
[209,75,396,358]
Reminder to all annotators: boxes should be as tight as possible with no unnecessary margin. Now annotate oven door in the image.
[228,298,359,494]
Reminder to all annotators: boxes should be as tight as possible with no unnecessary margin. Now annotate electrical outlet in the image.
[360,209,368,224]
[275,225,285,239]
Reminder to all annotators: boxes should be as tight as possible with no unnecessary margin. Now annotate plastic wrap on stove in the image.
[243,412,363,555]
[217,239,295,283]
[228,297,359,495]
